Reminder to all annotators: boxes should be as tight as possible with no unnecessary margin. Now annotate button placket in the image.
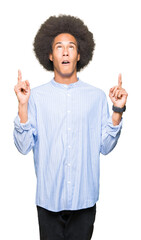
[66,89,72,206]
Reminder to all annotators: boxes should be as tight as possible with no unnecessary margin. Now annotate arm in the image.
[109,73,128,126]
[100,95,122,155]
[100,74,128,155]
[14,70,30,123]
[13,70,37,154]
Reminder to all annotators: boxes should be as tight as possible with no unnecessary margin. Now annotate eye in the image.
[69,45,74,49]
[57,45,62,49]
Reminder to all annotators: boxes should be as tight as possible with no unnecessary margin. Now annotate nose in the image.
[63,46,69,56]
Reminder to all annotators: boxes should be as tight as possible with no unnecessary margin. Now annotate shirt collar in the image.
[50,77,82,90]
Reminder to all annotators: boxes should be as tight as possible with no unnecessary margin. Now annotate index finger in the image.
[18,69,22,82]
[118,73,122,88]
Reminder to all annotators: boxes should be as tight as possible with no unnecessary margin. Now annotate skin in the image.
[14,33,128,125]
[49,33,80,84]
[109,73,128,125]
[14,70,30,123]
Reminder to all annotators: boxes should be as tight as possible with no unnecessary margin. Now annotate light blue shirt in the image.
[13,78,122,212]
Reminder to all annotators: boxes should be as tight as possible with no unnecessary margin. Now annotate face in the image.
[49,33,80,79]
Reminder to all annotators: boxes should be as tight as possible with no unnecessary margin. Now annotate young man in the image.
[14,15,128,240]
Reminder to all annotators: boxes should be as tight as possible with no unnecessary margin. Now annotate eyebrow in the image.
[55,41,77,46]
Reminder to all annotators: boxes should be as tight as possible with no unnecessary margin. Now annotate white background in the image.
[0,0,141,239]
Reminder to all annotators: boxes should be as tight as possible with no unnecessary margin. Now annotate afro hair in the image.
[33,15,95,72]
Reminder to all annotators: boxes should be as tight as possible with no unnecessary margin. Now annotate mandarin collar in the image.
[51,77,82,90]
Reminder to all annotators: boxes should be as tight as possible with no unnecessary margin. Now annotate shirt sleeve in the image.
[13,91,38,155]
[100,93,123,155]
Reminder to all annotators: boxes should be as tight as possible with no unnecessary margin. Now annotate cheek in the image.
[52,50,62,59]
[71,53,79,63]
[52,52,62,64]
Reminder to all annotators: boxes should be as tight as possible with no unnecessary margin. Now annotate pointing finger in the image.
[118,73,122,88]
[18,69,22,82]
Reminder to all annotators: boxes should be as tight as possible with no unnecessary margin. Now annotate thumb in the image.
[25,80,30,87]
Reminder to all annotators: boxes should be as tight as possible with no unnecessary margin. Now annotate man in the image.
[14,15,128,240]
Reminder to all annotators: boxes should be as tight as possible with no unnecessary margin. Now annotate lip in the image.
[62,60,70,65]
[62,63,70,66]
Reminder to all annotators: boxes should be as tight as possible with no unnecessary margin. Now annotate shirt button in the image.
[68,128,71,131]
[68,163,71,166]
[67,181,71,184]
[68,145,71,148]
[67,93,71,97]
[67,110,71,113]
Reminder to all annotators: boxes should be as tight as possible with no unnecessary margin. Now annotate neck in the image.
[54,70,78,85]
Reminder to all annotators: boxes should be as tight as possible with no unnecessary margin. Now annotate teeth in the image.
[62,61,69,64]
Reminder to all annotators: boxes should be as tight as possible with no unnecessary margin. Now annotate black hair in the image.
[33,14,95,72]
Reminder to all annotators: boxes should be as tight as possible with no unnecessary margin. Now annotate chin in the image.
[62,73,73,78]
[61,69,77,78]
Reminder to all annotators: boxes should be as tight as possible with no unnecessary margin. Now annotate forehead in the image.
[53,33,77,46]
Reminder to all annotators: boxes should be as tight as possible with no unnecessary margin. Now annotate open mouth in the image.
[62,61,70,65]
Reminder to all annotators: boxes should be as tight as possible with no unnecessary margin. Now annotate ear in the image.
[77,53,80,62]
[49,53,53,62]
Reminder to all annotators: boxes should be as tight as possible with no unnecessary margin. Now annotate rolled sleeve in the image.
[14,115,31,133]
[106,116,123,138]
[13,91,37,154]
[100,93,123,155]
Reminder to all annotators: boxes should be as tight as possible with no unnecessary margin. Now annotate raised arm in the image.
[100,74,128,155]
[13,70,37,155]
[109,74,128,126]
[14,70,30,123]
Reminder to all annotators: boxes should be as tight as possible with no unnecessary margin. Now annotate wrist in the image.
[112,105,126,113]
[18,102,28,111]
[18,103,28,123]
[112,112,122,126]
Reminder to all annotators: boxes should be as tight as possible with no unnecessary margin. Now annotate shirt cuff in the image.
[106,116,123,137]
[14,114,31,133]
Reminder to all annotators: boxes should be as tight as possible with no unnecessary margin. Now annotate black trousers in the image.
[37,204,96,240]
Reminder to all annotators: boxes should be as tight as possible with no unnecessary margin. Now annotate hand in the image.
[14,70,30,105]
[109,74,128,108]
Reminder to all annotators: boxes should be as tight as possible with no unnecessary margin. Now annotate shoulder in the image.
[31,81,51,95]
[81,80,106,99]
[28,81,52,104]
